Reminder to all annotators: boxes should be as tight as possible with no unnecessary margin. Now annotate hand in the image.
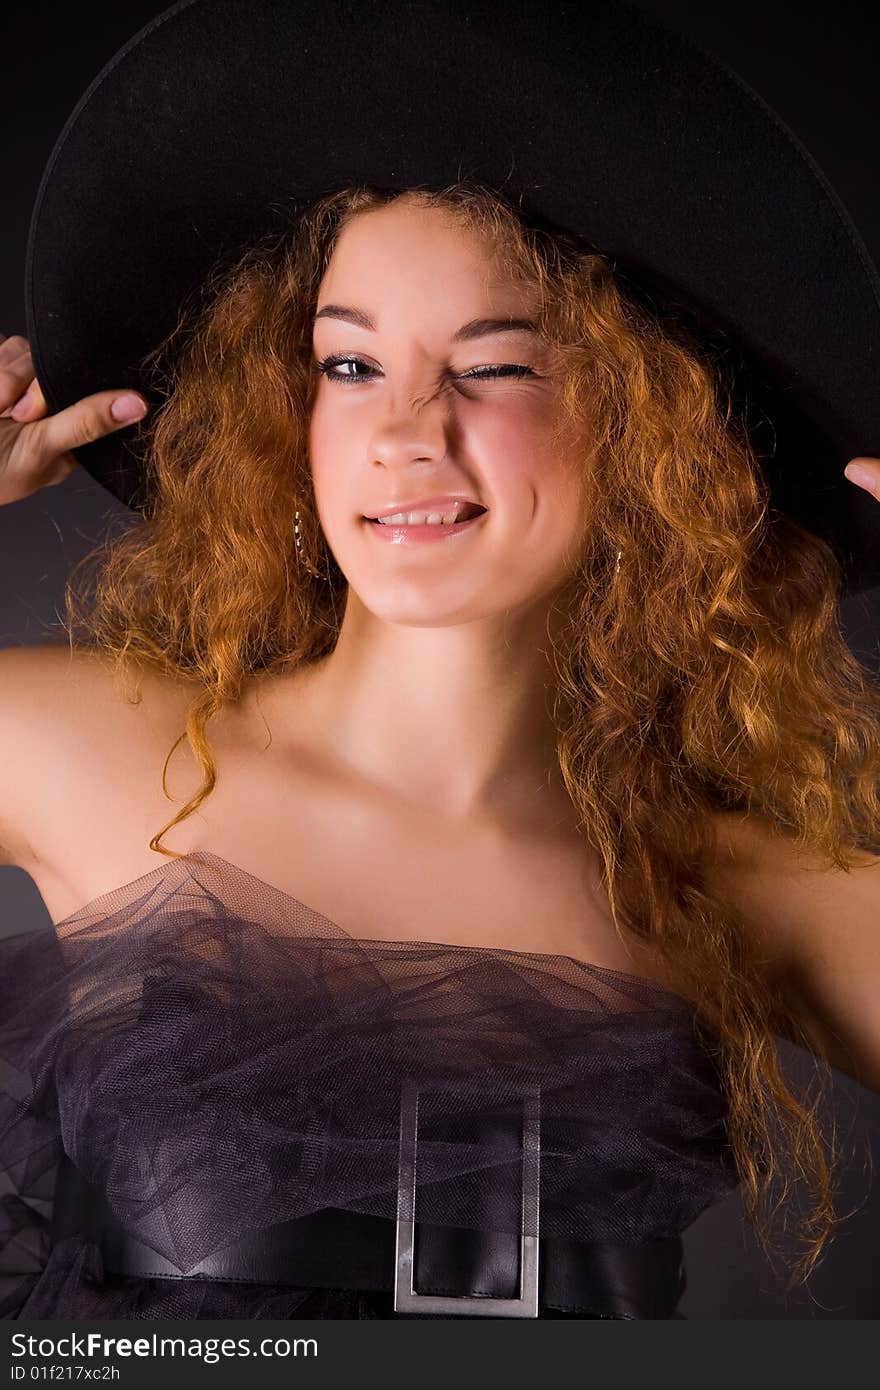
[844,457,880,500]
[0,332,149,506]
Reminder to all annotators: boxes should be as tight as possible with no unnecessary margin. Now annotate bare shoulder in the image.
[0,641,196,873]
[706,807,878,890]
[0,643,94,866]
[704,808,880,1088]
[696,809,840,987]
[702,808,864,957]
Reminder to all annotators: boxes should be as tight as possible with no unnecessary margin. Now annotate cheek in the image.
[309,409,345,486]
[484,404,585,512]
[477,400,550,484]
[308,404,333,463]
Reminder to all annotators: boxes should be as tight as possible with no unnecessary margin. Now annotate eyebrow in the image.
[313,305,539,340]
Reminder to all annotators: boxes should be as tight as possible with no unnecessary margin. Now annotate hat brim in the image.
[24,0,880,594]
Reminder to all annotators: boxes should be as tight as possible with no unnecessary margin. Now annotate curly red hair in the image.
[58,181,880,1291]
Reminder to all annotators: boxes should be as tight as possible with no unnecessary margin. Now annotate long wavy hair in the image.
[59,181,880,1292]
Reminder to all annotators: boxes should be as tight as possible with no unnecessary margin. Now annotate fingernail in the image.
[844,463,874,489]
[111,395,147,423]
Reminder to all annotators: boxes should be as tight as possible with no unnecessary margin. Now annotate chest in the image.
[28,668,670,992]
[177,754,642,973]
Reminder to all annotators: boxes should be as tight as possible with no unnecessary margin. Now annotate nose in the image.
[367,381,451,473]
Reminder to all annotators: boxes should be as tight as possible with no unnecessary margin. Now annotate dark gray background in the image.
[0,0,878,1318]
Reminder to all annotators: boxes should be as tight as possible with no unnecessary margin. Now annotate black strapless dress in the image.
[0,852,740,1320]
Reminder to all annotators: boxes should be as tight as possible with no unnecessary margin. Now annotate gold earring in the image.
[615,548,622,575]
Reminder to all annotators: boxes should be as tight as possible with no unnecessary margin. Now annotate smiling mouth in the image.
[365,503,487,525]
[362,509,489,541]
[366,512,485,527]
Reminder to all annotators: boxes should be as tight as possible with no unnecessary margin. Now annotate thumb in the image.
[29,389,149,457]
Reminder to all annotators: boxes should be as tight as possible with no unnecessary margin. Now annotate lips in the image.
[364,509,488,543]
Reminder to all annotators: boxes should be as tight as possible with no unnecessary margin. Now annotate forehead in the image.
[321,201,527,292]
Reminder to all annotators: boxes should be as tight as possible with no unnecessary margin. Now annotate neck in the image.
[289,583,580,828]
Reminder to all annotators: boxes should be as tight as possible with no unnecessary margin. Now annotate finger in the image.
[0,332,31,361]
[844,458,880,496]
[8,377,46,422]
[24,390,149,460]
[0,344,38,415]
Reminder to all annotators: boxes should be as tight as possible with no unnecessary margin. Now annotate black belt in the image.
[50,1081,686,1318]
[51,1152,686,1319]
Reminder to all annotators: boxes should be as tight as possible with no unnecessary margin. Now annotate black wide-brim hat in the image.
[24,0,880,595]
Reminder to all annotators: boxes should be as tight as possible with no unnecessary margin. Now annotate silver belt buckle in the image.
[393,1077,540,1317]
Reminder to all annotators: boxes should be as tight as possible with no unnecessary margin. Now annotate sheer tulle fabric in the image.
[0,852,740,1319]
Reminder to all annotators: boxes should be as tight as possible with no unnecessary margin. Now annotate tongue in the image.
[456,503,485,522]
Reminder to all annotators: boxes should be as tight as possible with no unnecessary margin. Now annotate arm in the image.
[0,643,48,869]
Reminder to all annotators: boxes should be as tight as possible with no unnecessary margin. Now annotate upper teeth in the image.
[376,508,469,526]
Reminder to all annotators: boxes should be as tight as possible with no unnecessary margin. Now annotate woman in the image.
[1,1,880,1321]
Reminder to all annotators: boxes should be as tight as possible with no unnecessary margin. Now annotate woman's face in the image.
[309,198,593,627]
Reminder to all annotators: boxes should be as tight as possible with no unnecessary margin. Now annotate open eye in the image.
[314,355,377,385]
